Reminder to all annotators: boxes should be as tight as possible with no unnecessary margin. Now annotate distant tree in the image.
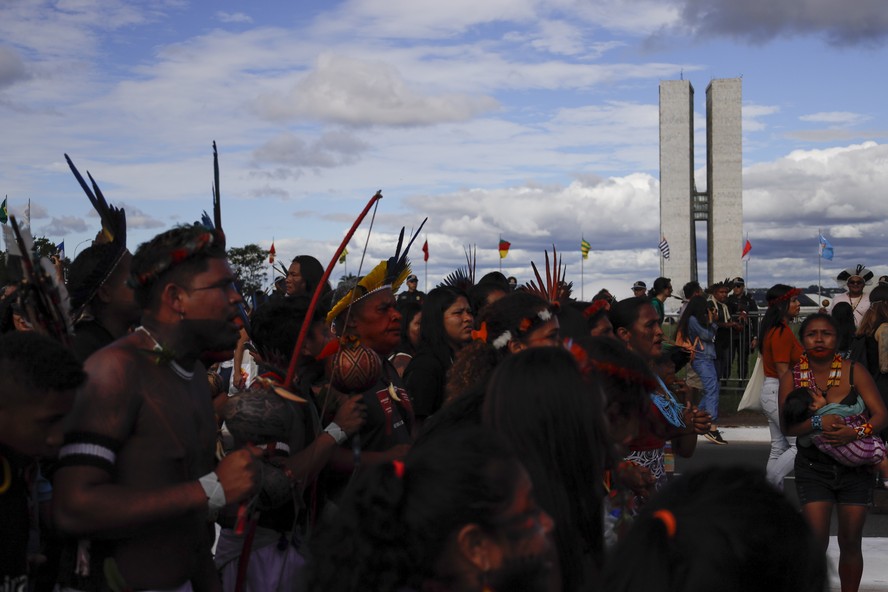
[335,273,358,290]
[228,244,268,296]
[0,236,70,286]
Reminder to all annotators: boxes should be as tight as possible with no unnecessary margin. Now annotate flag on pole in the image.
[658,236,670,260]
[819,233,834,261]
[339,247,348,264]
[56,241,65,260]
[268,241,276,264]
[580,238,591,260]
[24,199,30,228]
[0,197,7,224]
[422,240,429,262]
[498,239,511,259]
[741,239,752,260]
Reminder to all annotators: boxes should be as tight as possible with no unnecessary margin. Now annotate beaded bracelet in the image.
[856,423,874,440]
[811,415,822,431]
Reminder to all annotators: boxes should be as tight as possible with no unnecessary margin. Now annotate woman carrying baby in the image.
[779,313,888,592]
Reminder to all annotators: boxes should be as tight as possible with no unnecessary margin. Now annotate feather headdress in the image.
[438,245,476,291]
[197,141,226,250]
[3,217,74,343]
[64,154,128,318]
[326,218,427,325]
[525,246,570,307]
[837,264,874,286]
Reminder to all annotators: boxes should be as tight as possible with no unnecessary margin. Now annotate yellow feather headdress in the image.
[326,219,427,325]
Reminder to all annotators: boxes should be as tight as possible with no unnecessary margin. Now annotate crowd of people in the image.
[3,172,888,592]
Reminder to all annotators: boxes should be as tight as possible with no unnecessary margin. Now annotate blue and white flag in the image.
[56,240,65,259]
[658,236,670,260]
[818,233,834,261]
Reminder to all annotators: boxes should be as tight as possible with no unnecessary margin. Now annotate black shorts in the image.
[794,456,874,506]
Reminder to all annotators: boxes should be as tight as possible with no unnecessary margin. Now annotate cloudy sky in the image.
[2,0,887,299]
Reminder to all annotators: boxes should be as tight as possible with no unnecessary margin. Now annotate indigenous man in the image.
[830,264,874,327]
[67,244,140,362]
[1,332,85,591]
[214,295,366,591]
[326,236,424,470]
[54,225,260,592]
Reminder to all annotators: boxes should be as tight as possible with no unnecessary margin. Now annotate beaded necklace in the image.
[651,375,687,428]
[135,326,194,381]
[797,353,843,395]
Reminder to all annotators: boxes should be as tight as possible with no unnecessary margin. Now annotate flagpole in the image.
[745,233,749,284]
[499,234,502,273]
[581,251,585,301]
[818,228,822,302]
[424,234,428,293]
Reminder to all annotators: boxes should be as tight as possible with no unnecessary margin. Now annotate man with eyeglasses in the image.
[54,225,261,592]
[830,264,874,327]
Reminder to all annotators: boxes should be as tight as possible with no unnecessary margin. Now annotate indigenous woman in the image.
[780,313,887,592]
[584,299,616,339]
[389,301,422,377]
[758,284,803,489]
[305,426,556,592]
[602,467,827,592]
[285,255,331,300]
[483,347,608,592]
[415,291,561,444]
[404,286,474,421]
[832,302,857,359]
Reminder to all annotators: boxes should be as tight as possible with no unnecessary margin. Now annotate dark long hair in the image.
[757,284,797,353]
[603,466,826,592]
[830,302,856,353]
[291,255,331,299]
[676,295,709,340]
[572,336,652,423]
[648,276,671,298]
[305,427,526,592]
[418,286,468,363]
[609,296,653,332]
[483,346,608,591]
[395,301,422,357]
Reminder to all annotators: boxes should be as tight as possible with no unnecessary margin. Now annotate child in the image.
[783,386,888,474]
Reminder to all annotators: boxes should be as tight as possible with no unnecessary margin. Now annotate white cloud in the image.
[216,11,253,24]
[799,111,870,126]
[312,0,539,40]
[253,54,500,126]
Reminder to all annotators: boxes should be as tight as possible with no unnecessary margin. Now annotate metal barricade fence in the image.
[663,310,813,397]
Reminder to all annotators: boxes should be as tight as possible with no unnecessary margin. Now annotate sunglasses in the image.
[847,280,865,286]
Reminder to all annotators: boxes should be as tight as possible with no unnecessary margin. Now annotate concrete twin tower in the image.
[659,78,743,290]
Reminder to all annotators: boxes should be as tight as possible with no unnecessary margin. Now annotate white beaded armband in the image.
[198,471,227,513]
[324,422,348,445]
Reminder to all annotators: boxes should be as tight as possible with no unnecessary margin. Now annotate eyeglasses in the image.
[847,280,865,286]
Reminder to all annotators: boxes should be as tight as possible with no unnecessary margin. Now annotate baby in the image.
[783,387,887,476]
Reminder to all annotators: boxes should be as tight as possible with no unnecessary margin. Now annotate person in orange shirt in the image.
[758,284,803,489]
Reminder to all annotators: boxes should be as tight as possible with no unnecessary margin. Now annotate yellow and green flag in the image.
[580,237,591,260]
[339,247,348,264]
[0,196,7,225]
